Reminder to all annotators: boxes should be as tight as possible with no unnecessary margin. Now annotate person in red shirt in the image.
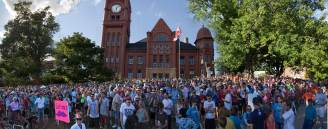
[302,90,315,106]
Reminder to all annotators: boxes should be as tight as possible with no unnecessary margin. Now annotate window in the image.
[165,45,170,54]
[116,56,119,64]
[110,57,114,64]
[137,70,142,78]
[116,32,120,45]
[138,56,144,64]
[165,74,169,79]
[180,56,185,65]
[158,73,163,79]
[165,55,169,63]
[111,15,120,21]
[153,34,169,41]
[111,33,116,43]
[107,32,111,46]
[159,55,163,63]
[204,55,208,63]
[128,56,134,64]
[128,69,133,79]
[190,69,195,78]
[152,45,157,54]
[189,56,194,65]
[152,73,157,78]
[180,69,185,78]
[153,55,157,63]
[204,43,209,48]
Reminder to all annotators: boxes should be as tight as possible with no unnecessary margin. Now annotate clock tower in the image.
[101,0,131,78]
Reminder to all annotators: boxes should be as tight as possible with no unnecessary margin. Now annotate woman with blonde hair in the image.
[136,100,150,129]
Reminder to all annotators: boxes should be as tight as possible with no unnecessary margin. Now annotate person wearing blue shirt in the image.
[187,102,201,129]
[272,96,283,129]
[302,99,316,129]
[177,108,198,129]
[241,105,252,129]
[171,86,179,105]
[229,107,241,129]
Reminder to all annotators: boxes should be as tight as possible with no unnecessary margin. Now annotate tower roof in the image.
[196,26,212,40]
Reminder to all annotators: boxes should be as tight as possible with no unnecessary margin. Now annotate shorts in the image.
[100,115,108,124]
[316,106,326,118]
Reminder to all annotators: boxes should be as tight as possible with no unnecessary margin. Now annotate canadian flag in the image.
[173,27,182,41]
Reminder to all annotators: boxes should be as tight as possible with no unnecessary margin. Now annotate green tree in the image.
[189,0,328,79]
[0,2,59,85]
[54,32,112,83]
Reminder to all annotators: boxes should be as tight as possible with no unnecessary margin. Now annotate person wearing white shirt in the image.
[162,92,173,129]
[224,91,232,110]
[204,95,216,129]
[70,113,86,129]
[282,101,295,129]
[120,96,135,129]
[34,94,45,121]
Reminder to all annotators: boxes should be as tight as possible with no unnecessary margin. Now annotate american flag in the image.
[173,27,181,41]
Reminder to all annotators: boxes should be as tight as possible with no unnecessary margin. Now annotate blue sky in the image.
[0,0,210,46]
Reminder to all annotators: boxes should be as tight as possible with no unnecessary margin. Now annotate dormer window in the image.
[153,34,169,42]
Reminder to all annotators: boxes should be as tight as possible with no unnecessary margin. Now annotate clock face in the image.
[111,4,121,13]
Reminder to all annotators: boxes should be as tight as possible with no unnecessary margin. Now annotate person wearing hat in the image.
[70,113,86,129]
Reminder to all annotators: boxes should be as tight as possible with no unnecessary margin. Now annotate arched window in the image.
[153,34,169,41]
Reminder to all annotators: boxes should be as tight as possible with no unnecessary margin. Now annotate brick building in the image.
[101,0,215,79]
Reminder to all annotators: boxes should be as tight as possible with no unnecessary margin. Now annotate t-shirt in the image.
[35,97,45,109]
[88,100,99,118]
[272,103,282,123]
[282,109,295,129]
[120,102,136,126]
[186,107,201,127]
[204,100,215,119]
[176,117,198,129]
[229,115,241,129]
[112,94,123,111]
[162,98,173,115]
[248,108,265,129]
[71,91,77,103]
[70,123,86,129]
[100,97,110,116]
[224,93,232,110]
[10,102,20,111]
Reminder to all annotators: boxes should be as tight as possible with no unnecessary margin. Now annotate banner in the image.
[55,100,70,123]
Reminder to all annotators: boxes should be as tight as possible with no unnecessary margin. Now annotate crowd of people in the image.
[0,76,327,129]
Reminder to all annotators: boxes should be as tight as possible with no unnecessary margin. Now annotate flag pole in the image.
[178,37,180,80]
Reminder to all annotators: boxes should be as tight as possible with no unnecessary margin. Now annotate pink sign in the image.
[55,100,70,123]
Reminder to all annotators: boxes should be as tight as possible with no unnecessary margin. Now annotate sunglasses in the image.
[76,118,82,120]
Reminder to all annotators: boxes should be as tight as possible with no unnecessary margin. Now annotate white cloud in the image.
[2,0,81,18]
[150,0,156,10]
[136,10,142,16]
[0,30,4,44]
[94,0,102,5]
[155,11,164,18]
